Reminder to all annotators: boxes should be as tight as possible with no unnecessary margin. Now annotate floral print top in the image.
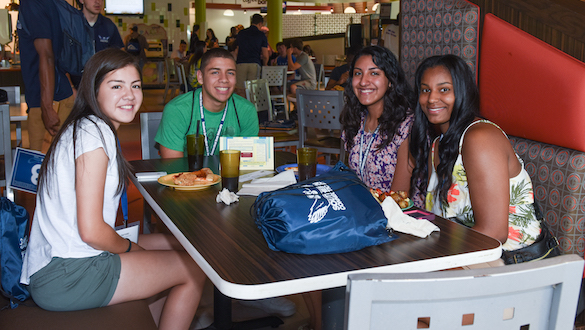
[425,120,541,251]
[342,113,423,207]
[188,58,202,89]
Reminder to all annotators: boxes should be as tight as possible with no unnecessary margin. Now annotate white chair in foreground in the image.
[345,254,584,330]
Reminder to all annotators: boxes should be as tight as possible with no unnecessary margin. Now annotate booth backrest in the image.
[399,0,480,86]
[480,14,585,256]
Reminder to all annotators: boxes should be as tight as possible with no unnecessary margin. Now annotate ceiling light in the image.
[372,3,379,13]
[344,7,356,14]
[223,9,234,16]
[244,9,247,14]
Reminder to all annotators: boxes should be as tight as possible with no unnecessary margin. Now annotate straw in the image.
[195,120,200,138]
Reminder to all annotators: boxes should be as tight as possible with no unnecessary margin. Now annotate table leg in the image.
[204,286,284,330]
[143,201,153,234]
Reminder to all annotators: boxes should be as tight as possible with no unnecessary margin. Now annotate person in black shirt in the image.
[234,14,269,97]
[188,24,200,55]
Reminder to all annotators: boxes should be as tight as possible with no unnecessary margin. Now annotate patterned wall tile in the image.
[283,13,367,39]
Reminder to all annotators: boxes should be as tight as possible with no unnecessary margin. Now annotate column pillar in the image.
[194,0,206,40]
[266,0,283,49]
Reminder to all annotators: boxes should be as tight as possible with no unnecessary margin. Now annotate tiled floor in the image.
[11,88,310,330]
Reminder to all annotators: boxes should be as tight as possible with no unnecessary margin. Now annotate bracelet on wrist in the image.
[125,238,132,253]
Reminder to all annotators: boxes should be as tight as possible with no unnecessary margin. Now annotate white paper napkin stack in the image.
[236,170,297,196]
[381,198,440,238]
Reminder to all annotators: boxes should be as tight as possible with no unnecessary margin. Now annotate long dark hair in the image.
[340,46,414,151]
[409,54,479,204]
[38,48,141,197]
[188,40,207,71]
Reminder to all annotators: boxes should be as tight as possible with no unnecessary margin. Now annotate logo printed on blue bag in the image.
[302,181,346,223]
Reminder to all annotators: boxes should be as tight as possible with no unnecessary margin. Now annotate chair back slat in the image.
[140,112,163,160]
[245,79,273,122]
[346,255,584,330]
[297,90,344,164]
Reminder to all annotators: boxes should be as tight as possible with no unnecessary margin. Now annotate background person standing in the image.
[71,0,124,88]
[124,24,148,69]
[188,24,200,55]
[76,0,123,53]
[234,14,269,97]
[17,0,75,152]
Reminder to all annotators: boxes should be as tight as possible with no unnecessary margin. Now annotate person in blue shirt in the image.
[17,0,75,152]
[271,42,295,67]
[71,0,124,88]
[325,45,362,91]
[76,0,124,53]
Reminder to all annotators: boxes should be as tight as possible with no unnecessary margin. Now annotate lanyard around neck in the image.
[199,91,228,156]
[358,123,380,178]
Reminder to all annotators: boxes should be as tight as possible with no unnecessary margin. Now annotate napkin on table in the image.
[381,198,440,238]
[216,188,239,205]
[236,170,297,196]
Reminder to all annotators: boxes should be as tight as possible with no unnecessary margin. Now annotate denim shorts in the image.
[29,252,121,311]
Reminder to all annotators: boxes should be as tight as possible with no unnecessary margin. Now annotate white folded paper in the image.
[136,171,167,182]
[381,198,440,238]
[216,188,239,205]
[236,170,297,196]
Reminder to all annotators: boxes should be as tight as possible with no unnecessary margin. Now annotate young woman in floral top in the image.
[409,55,541,251]
[340,46,422,206]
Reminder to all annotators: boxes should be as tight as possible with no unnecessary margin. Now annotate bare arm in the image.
[462,124,515,243]
[76,148,143,253]
[261,47,269,66]
[160,145,184,159]
[324,79,339,90]
[325,71,349,90]
[34,38,60,135]
[390,138,413,193]
[287,48,301,71]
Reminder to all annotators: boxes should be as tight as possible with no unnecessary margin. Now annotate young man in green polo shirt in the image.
[155,48,259,158]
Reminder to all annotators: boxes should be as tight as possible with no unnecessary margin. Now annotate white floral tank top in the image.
[425,120,541,251]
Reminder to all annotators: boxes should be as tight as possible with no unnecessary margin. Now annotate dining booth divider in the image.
[479,14,585,258]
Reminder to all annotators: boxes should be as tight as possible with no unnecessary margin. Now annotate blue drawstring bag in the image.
[252,163,397,255]
[0,197,30,308]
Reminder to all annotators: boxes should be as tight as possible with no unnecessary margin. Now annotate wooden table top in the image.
[130,155,501,300]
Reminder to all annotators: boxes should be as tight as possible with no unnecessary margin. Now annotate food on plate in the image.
[370,188,411,209]
[173,168,215,186]
[284,166,298,172]
[333,85,345,91]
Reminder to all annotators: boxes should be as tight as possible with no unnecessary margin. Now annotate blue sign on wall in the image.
[9,148,45,194]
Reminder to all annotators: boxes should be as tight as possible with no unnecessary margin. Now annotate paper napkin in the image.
[216,188,239,205]
[236,170,297,196]
[381,198,440,238]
